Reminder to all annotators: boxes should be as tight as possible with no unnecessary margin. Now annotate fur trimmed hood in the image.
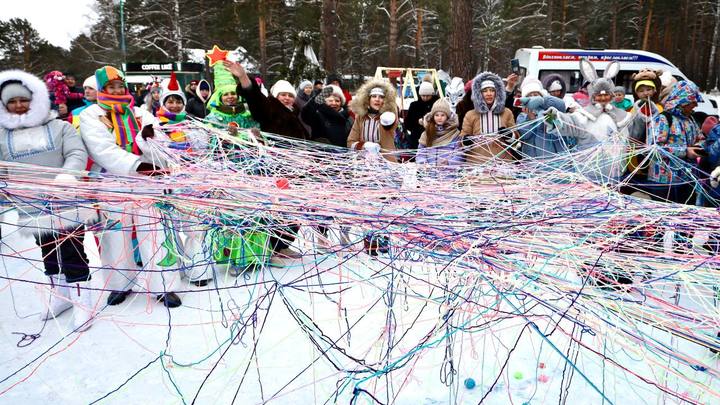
[470,72,506,115]
[349,79,397,118]
[0,70,52,130]
[541,74,567,98]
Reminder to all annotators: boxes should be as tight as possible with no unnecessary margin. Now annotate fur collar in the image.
[349,78,397,118]
[471,72,506,115]
[581,103,629,124]
[0,70,52,130]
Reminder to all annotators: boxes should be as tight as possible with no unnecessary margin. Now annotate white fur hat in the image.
[380,111,396,126]
[418,81,435,96]
[520,77,544,97]
[82,75,97,90]
[270,80,296,98]
[547,80,563,92]
[327,84,346,105]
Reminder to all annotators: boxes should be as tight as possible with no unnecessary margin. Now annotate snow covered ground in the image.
[0,211,718,404]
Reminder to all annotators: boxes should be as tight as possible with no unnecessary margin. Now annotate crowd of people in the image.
[1,53,719,333]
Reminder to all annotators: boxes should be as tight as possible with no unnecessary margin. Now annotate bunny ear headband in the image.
[580,58,621,99]
[579,58,598,83]
[579,58,620,82]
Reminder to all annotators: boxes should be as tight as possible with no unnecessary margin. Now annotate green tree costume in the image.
[204,61,270,270]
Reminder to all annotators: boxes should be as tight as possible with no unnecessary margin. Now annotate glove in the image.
[140,125,155,140]
[136,162,169,177]
[519,96,544,112]
[363,142,381,154]
[544,107,563,131]
[314,86,334,104]
[711,166,720,188]
[633,99,657,121]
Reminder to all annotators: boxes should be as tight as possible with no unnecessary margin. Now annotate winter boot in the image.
[70,282,94,332]
[157,292,182,308]
[107,290,132,306]
[40,275,72,321]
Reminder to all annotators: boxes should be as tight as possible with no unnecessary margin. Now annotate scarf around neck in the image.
[157,107,187,125]
[156,106,188,143]
[97,91,141,154]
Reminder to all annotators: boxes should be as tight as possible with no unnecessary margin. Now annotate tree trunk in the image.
[388,0,399,66]
[546,0,554,47]
[610,1,618,48]
[707,0,720,90]
[636,0,645,47]
[258,0,268,78]
[641,0,654,50]
[415,4,423,65]
[321,0,339,73]
[448,0,473,79]
[173,0,182,61]
[23,30,30,71]
[560,0,568,47]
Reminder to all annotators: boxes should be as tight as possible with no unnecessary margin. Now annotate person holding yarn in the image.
[79,66,183,308]
[0,69,95,331]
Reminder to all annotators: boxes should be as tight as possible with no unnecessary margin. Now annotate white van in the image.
[513,47,718,117]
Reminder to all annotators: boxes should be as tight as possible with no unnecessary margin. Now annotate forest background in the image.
[1,0,719,90]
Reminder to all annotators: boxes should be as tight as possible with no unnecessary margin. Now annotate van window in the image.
[539,70,646,94]
[539,70,584,93]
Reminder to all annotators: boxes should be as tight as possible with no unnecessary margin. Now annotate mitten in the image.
[315,86,334,104]
[140,125,155,140]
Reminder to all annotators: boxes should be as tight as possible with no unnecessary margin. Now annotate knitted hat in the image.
[520,77,543,97]
[327,84,346,105]
[160,71,187,106]
[418,81,435,96]
[326,73,343,87]
[429,97,451,117]
[270,80,296,98]
[370,87,385,97]
[480,80,495,91]
[82,75,97,90]
[464,79,473,93]
[95,66,126,91]
[702,116,719,136]
[297,80,313,94]
[0,81,32,105]
[613,86,626,95]
[548,80,562,92]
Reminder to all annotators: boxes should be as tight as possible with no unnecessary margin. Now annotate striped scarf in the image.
[157,107,187,125]
[157,107,188,143]
[97,92,141,155]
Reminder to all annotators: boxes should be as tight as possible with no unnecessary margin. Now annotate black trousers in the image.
[269,224,300,252]
[34,227,90,283]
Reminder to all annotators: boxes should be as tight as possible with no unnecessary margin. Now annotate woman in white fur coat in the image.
[0,69,94,332]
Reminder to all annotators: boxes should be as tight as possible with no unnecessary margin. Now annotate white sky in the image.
[2,0,98,49]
